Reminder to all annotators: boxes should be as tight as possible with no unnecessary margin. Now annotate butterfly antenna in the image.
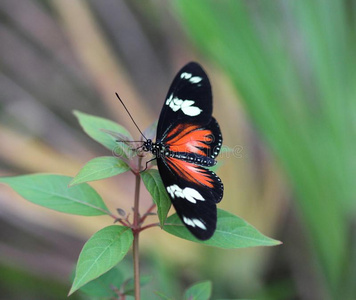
[115,92,148,141]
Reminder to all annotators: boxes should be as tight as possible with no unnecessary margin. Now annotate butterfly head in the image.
[142,139,151,152]
[143,139,166,158]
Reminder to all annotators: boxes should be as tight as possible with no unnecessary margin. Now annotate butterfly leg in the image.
[136,144,144,150]
[140,157,157,173]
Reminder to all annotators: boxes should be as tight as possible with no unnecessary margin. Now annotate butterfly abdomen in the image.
[168,152,216,167]
[150,142,216,167]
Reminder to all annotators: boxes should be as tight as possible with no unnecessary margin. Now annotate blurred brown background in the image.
[1,1,355,299]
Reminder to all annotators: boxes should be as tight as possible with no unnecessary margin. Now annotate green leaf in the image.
[141,169,171,227]
[184,281,212,300]
[122,275,151,296]
[74,110,132,151]
[100,129,138,160]
[0,174,109,216]
[69,225,133,295]
[163,209,281,248]
[79,265,124,297]
[70,156,130,186]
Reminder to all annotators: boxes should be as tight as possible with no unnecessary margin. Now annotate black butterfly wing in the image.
[157,156,221,240]
[157,62,213,139]
[155,62,223,240]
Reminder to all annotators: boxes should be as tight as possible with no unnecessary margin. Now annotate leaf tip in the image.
[72,109,81,116]
[267,238,283,246]
[67,285,76,297]
[68,277,83,297]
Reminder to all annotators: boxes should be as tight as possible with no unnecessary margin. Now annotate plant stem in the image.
[139,203,157,224]
[133,231,140,300]
[139,222,159,232]
[133,157,142,300]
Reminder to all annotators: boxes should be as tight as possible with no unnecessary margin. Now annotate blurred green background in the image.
[0,0,355,299]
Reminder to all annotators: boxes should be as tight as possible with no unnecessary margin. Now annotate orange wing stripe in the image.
[166,157,214,188]
[166,124,213,156]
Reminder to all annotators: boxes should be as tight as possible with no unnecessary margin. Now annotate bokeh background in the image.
[0,1,355,299]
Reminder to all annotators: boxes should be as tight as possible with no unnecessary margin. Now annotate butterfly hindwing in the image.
[157,158,218,240]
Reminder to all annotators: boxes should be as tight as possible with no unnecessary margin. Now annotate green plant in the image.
[0,110,280,299]
[173,0,356,298]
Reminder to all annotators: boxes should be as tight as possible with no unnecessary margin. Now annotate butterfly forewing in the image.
[162,117,222,161]
[157,62,213,139]
[154,62,223,240]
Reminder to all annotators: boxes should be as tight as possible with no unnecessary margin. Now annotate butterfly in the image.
[142,62,224,240]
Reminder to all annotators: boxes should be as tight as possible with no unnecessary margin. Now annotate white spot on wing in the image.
[166,184,205,203]
[192,219,207,230]
[180,100,195,107]
[181,72,192,79]
[181,105,202,116]
[183,216,207,230]
[166,185,176,198]
[189,76,202,83]
[183,216,195,227]
[183,187,205,203]
[165,94,202,116]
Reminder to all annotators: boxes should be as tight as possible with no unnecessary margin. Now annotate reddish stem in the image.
[132,157,142,300]
[139,222,160,232]
[139,203,157,224]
